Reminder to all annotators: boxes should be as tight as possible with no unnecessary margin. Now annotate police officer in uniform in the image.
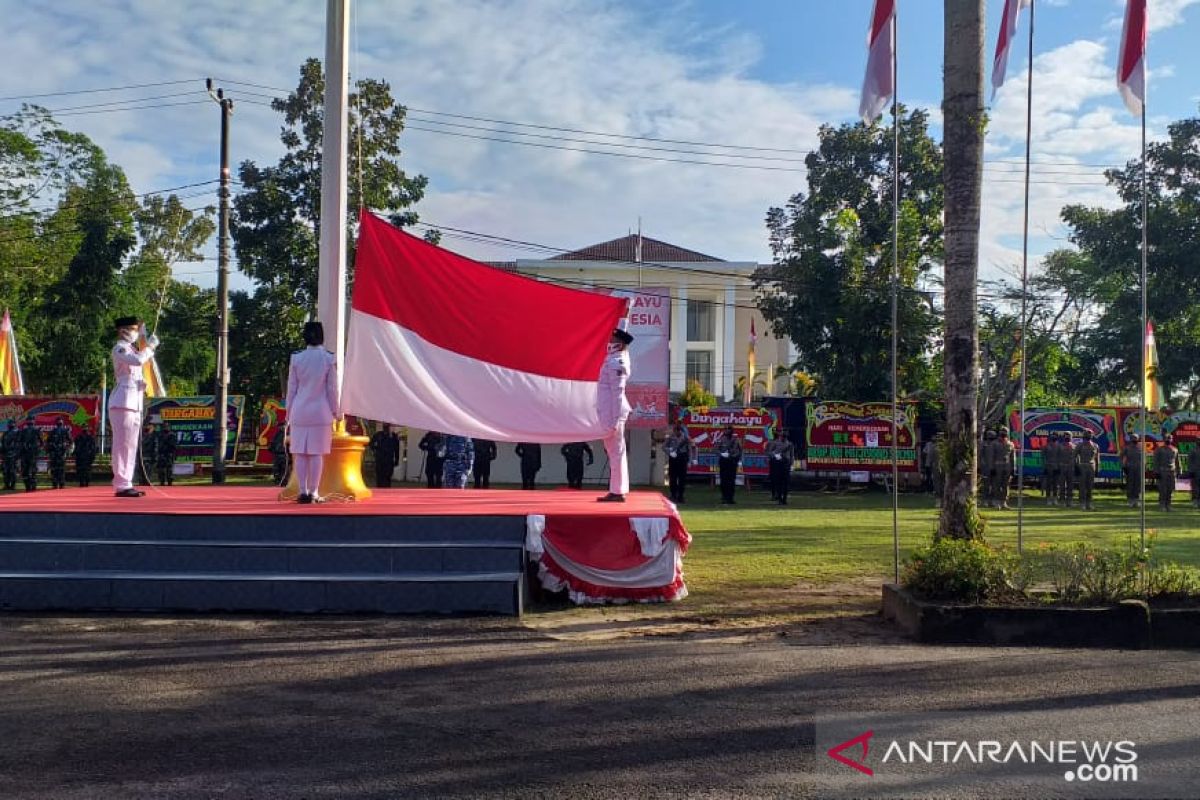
[418,431,446,488]
[1074,430,1101,511]
[368,423,400,488]
[109,316,159,498]
[765,429,795,505]
[561,441,594,490]
[1,420,18,490]
[46,418,71,489]
[994,428,1016,510]
[662,423,693,504]
[73,427,97,487]
[1122,433,1145,508]
[442,435,474,489]
[18,419,41,492]
[980,429,998,507]
[472,438,497,489]
[715,424,743,505]
[155,421,177,486]
[1153,435,1181,512]
[515,442,542,490]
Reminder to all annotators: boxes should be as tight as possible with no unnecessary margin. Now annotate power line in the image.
[0,79,201,103]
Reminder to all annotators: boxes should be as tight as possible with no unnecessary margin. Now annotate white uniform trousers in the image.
[110,407,143,491]
[603,421,629,496]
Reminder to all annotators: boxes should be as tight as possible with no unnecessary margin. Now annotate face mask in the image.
[120,329,138,343]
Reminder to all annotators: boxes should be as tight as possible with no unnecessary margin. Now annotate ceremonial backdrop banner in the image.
[0,395,99,436]
[147,396,245,463]
[343,212,628,443]
[803,400,918,472]
[606,287,669,428]
[675,406,779,477]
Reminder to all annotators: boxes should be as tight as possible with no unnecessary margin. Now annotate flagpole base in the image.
[278,420,373,502]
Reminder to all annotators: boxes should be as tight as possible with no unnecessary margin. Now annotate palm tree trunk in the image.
[940,0,985,539]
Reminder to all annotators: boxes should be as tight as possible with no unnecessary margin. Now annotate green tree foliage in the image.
[230,59,430,406]
[755,108,942,400]
[1049,111,1200,408]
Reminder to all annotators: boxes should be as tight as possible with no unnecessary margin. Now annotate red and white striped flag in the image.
[991,0,1031,100]
[859,0,896,123]
[342,212,628,443]
[1117,0,1146,116]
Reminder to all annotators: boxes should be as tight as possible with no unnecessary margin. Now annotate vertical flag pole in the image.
[1139,99,1148,551]
[1017,0,1035,553]
[890,5,900,584]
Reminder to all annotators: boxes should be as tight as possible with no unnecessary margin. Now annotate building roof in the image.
[553,234,725,263]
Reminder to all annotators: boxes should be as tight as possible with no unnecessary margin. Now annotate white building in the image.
[399,233,794,487]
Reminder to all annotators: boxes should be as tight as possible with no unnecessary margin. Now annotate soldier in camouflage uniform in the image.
[1,420,18,490]
[1058,434,1077,507]
[73,427,97,487]
[155,422,177,486]
[441,435,474,489]
[17,419,41,492]
[993,429,1016,510]
[1122,434,1145,508]
[979,429,997,508]
[46,418,72,489]
[138,422,158,487]
[1074,430,1101,511]
[1152,435,1181,512]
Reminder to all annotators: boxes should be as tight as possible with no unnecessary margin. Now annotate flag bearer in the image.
[110,316,159,498]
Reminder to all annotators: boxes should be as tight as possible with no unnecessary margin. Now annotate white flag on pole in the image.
[859,0,896,123]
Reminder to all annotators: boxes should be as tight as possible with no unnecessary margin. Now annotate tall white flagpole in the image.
[319,0,350,398]
[890,4,900,584]
[1017,0,1035,553]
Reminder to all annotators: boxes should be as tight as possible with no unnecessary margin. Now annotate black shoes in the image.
[115,488,145,498]
[297,494,313,504]
[597,493,626,503]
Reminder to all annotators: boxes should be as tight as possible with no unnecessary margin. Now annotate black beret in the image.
[612,328,634,345]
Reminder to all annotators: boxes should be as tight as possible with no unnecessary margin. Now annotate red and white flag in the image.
[991,0,1031,99]
[1117,0,1146,116]
[341,212,628,443]
[859,0,896,123]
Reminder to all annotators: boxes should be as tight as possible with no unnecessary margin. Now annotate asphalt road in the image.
[1,614,1198,799]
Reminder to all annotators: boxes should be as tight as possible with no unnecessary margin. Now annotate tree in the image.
[1048,111,1200,408]
[755,109,943,400]
[230,59,430,406]
[940,0,986,539]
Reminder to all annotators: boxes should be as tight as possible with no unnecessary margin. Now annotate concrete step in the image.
[0,571,524,614]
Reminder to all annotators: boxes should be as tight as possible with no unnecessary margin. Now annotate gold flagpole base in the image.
[278,420,373,501]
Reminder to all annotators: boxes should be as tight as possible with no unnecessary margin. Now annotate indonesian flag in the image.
[991,0,1031,100]
[0,309,25,395]
[342,211,628,443]
[1117,0,1146,116]
[1145,320,1164,410]
[860,0,896,123]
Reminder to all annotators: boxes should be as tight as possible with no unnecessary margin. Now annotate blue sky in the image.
[2,0,1198,292]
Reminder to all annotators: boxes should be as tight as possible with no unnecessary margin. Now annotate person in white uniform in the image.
[109,316,159,497]
[597,326,634,502]
[286,321,340,503]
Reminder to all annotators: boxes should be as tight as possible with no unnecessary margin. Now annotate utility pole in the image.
[207,78,233,484]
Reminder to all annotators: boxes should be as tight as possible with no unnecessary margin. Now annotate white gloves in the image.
[147,334,161,349]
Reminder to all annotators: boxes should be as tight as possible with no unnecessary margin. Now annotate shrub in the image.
[902,538,1004,603]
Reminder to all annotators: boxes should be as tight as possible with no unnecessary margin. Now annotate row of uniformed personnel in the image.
[1,419,96,492]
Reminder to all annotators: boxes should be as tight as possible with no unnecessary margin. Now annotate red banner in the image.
[253,398,367,465]
[675,406,779,476]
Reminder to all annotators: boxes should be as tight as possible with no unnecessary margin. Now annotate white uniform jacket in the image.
[108,341,155,413]
[596,348,632,430]
[286,346,339,427]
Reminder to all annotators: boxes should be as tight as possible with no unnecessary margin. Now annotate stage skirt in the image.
[289,424,333,455]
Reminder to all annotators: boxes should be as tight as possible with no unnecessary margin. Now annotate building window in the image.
[686,350,714,392]
[687,300,715,342]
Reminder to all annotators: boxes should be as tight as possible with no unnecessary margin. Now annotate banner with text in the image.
[676,406,779,477]
[147,395,245,463]
[608,287,670,428]
[803,400,918,472]
[0,395,100,437]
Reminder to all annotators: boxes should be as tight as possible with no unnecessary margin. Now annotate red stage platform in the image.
[0,485,680,517]
[0,486,691,613]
